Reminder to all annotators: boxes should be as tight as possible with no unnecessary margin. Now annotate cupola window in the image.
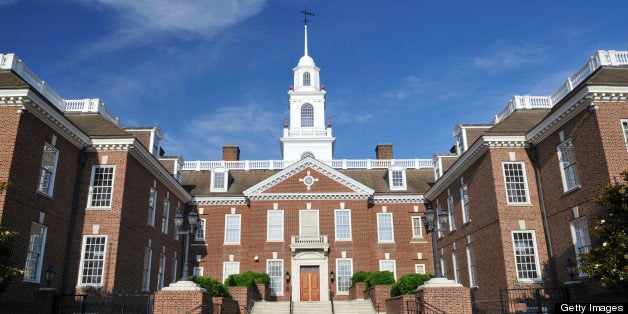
[301,103,314,127]
[303,72,311,86]
[388,165,407,191]
[210,168,229,192]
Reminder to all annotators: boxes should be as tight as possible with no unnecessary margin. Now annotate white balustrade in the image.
[182,158,433,171]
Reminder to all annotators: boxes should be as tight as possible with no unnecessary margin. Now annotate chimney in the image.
[222,146,240,161]
[375,144,393,160]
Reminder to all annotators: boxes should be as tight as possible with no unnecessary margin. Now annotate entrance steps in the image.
[251,300,376,314]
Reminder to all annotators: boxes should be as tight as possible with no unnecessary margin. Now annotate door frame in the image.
[290,251,329,302]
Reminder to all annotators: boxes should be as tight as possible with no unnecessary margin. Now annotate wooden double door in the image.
[300,266,320,301]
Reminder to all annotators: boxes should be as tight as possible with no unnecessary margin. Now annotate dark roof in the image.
[182,167,434,197]
[65,113,130,137]
[487,109,550,135]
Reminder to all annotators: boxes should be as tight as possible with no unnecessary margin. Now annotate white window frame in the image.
[299,210,319,237]
[379,260,397,280]
[466,242,478,288]
[142,247,153,291]
[37,142,59,197]
[193,267,203,276]
[223,261,240,283]
[267,210,284,242]
[303,71,311,86]
[452,250,461,283]
[570,216,591,277]
[158,253,166,290]
[622,119,628,151]
[557,139,580,192]
[440,252,446,278]
[87,165,116,208]
[415,264,426,274]
[224,214,241,244]
[161,198,170,234]
[336,258,353,295]
[210,168,229,192]
[447,194,456,231]
[460,184,470,224]
[377,213,394,243]
[388,166,407,191]
[512,230,542,282]
[148,187,157,226]
[195,219,206,241]
[300,103,314,127]
[334,209,352,241]
[502,162,531,204]
[23,223,47,283]
[267,259,284,296]
[77,235,107,287]
[411,216,423,238]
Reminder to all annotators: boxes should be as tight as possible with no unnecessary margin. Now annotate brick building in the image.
[0,22,627,312]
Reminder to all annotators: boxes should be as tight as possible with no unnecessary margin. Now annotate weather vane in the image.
[301,5,315,25]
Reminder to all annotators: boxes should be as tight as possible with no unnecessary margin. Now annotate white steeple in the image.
[280,18,335,161]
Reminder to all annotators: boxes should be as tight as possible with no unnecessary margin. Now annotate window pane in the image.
[267,260,283,296]
[38,143,58,196]
[512,231,540,280]
[225,215,241,243]
[558,139,579,191]
[24,224,47,282]
[300,210,319,237]
[503,163,529,204]
[196,219,206,240]
[301,104,314,127]
[90,166,115,207]
[336,259,352,293]
[267,210,284,241]
[411,217,422,238]
[79,236,106,285]
[335,210,351,240]
[377,213,393,242]
[303,72,311,86]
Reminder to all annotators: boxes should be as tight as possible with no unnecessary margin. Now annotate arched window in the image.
[301,104,314,127]
[301,151,315,159]
[303,72,311,86]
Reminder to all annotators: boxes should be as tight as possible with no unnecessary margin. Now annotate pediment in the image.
[243,157,374,200]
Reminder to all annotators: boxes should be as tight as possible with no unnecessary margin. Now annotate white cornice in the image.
[279,138,336,143]
[247,193,372,201]
[373,195,426,204]
[191,197,247,206]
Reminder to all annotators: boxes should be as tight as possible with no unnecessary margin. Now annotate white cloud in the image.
[0,0,19,5]
[473,44,546,74]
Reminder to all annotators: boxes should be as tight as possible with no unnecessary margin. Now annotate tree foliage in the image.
[580,171,628,294]
[390,273,432,297]
[225,271,270,287]
[192,276,232,298]
[0,227,21,293]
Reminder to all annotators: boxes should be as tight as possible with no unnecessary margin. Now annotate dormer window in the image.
[454,129,465,155]
[303,72,311,86]
[150,129,163,156]
[301,103,314,127]
[388,166,407,191]
[211,168,229,192]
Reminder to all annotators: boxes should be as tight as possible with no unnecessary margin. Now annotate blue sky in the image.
[2,0,627,161]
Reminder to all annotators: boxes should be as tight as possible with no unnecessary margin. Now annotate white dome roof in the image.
[298,55,315,66]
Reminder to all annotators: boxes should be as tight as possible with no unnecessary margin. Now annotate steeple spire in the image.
[304,25,308,56]
[301,5,314,57]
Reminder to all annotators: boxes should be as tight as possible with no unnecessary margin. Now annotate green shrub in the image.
[192,276,231,298]
[364,271,395,287]
[351,271,371,285]
[225,271,270,287]
[390,273,432,297]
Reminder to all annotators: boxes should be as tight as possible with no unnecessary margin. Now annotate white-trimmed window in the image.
[171,258,178,283]
[299,210,319,237]
[512,231,542,282]
[193,267,203,276]
[23,223,47,282]
[301,103,314,127]
[195,219,206,241]
[622,119,628,150]
[267,210,284,241]
[452,250,461,283]
[335,209,352,240]
[210,168,229,192]
[502,162,530,204]
[411,216,423,238]
[267,259,284,296]
[336,258,353,294]
[78,235,107,286]
[303,72,311,86]
[570,216,591,277]
[447,194,456,231]
[224,214,241,244]
[415,264,426,274]
[377,213,394,243]
[37,142,59,197]
[88,165,115,208]
[460,184,470,224]
[223,262,240,283]
[466,242,478,287]
[158,254,166,290]
[379,260,397,280]
[148,188,157,226]
[388,166,407,191]
[161,199,170,234]
[440,252,446,278]
[558,139,580,192]
[142,247,153,291]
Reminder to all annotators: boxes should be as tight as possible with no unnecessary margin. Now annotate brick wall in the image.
[385,294,415,314]
[415,285,471,313]
[154,290,212,313]
[349,282,366,300]
[364,285,391,313]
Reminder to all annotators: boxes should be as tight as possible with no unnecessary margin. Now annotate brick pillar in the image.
[415,278,471,314]
[33,288,58,313]
[155,281,211,314]
[564,281,588,303]
[349,282,366,300]
[222,146,240,161]
[228,286,249,313]
[375,144,393,159]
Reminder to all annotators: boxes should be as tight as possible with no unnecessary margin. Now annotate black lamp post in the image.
[44,265,56,288]
[286,271,292,314]
[423,203,448,278]
[329,271,336,314]
[174,208,200,282]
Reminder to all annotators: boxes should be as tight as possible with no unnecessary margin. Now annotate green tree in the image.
[0,182,22,293]
[580,171,628,294]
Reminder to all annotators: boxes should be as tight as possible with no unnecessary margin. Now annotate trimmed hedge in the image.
[351,271,395,287]
[225,271,270,287]
[390,273,432,297]
[192,276,232,298]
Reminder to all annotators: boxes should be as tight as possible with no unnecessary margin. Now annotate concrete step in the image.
[251,300,376,314]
